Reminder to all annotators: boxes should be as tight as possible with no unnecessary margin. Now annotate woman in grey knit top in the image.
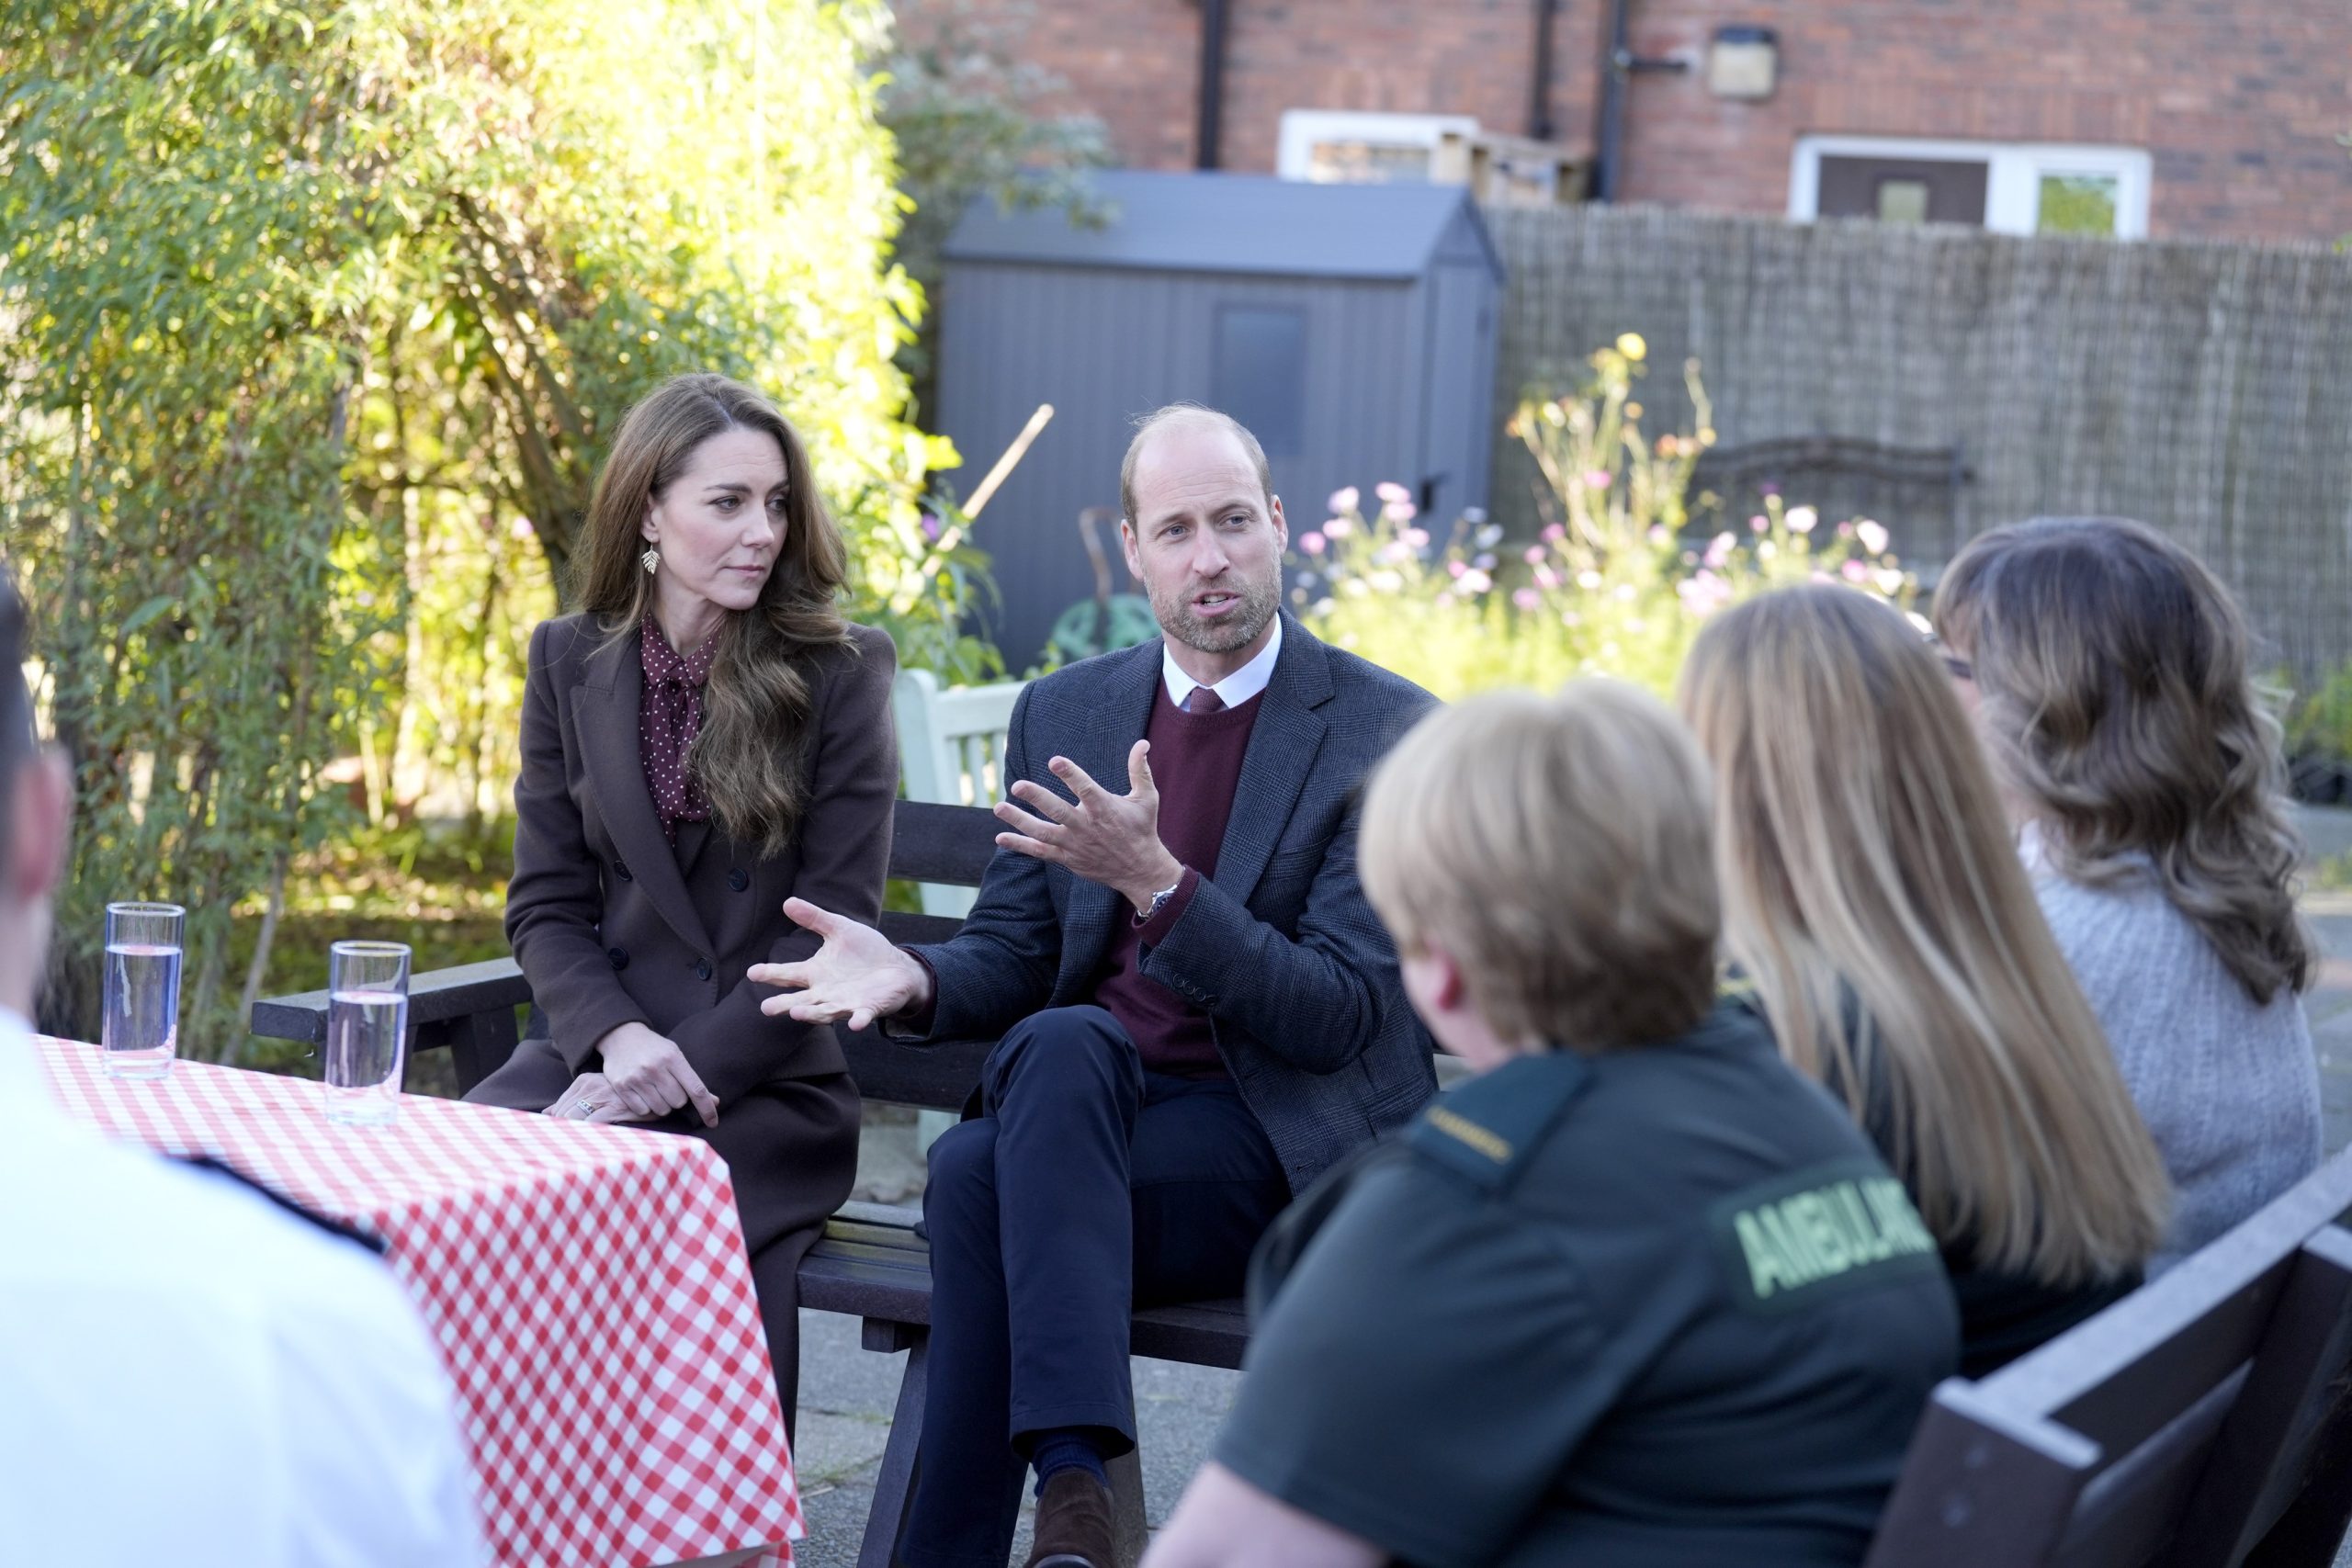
[1936,517,2321,1272]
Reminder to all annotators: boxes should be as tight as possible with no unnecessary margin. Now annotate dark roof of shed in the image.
[944,170,1503,282]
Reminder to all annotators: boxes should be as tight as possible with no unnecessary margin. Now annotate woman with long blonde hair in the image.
[469,373,898,1429]
[1936,517,2319,1269]
[1681,583,2168,1373]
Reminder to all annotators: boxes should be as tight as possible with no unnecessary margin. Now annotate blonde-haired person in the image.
[468,372,897,1430]
[1147,684,1957,1568]
[1936,517,2321,1271]
[1680,583,2169,1376]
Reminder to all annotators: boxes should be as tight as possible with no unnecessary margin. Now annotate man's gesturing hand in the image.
[750,898,932,1032]
[995,741,1184,916]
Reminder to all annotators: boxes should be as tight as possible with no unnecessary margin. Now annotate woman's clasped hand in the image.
[554,1022,720,1126]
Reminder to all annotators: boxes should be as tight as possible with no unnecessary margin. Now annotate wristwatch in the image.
[1138,873,1185,923]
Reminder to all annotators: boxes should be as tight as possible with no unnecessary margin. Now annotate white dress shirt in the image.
[1160,614,1283,710]
[0,1009,484,1567]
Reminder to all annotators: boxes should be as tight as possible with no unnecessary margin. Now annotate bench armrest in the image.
[252,957,534,1095]
[250,956,535,1043]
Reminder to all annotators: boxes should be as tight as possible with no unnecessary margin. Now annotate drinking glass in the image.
[103,903,185,1079]
[325,941,410,1127]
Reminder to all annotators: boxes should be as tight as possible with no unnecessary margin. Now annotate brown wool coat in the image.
[468,612,897,1416]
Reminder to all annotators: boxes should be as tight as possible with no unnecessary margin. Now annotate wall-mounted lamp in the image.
[1707,25,1779,101]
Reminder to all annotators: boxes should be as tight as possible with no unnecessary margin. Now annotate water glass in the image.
[325,941,411,1127]
[103,902,185,1079]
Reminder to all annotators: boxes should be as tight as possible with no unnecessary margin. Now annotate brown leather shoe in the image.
[1025,1468,1117,1568]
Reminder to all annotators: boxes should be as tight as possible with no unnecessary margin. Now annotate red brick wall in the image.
[903,0,2352,243]
[899,0,1604,172]
[1611,0,2352,242]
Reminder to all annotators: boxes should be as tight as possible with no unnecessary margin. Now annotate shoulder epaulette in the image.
[174,1156,389,1256]
[1406,1051,1594,1192]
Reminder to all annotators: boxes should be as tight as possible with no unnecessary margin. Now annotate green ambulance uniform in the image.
[1213,1003,1961,1568]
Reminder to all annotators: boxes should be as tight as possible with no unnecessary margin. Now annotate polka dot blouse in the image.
[639,619,718,843]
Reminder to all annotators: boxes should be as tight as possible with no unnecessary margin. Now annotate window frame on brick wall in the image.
[1276,109,1480,184]
[1788,134,2153,240]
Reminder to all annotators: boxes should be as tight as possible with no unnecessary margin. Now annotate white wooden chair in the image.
[891,668,1026,1150]
[891,669,1025,911]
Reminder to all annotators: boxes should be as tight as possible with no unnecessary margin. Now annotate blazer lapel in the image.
[1060,643,1163,982]
[1213,618,1330,907]
[574,632,718,958]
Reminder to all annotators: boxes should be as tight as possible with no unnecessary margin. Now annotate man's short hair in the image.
[1360,681,1722,1051]
[0,570,31,882]
[1119,404,1274,527]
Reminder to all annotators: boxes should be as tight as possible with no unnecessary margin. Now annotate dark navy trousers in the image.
[899,1006,1291,1568]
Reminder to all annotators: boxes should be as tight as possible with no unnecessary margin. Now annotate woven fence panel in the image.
[1484,206,2352,677]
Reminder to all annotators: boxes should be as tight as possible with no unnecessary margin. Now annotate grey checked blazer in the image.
[910,614,1440,1193]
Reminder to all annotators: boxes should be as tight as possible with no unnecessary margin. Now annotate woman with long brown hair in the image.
[1681,583,2169,1374]
[469,373,896,1427]
[1936,517,2320,1270]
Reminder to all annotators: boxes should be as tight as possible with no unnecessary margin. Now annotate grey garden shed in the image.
[935,170,1505,669]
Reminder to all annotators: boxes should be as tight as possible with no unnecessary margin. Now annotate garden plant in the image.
[1294,335,1915,701]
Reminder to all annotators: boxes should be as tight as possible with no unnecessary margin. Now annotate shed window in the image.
[1211,306,1307,458]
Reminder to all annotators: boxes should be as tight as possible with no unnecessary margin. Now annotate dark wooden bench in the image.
[1690,433,1974,561]
[252,797,1221,1567]
[1864,1143,2352,1567]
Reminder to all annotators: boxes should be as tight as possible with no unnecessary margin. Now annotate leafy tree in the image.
[1,0,990,1055]
[879,0,1109,419]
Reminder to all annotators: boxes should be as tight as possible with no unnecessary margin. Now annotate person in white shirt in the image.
[0,570,484,1567]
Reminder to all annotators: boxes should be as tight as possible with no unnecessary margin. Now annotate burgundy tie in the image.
[1183,686,1226,715]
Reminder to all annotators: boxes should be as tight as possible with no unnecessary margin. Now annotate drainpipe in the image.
[1591,0,1633,200]
[1528,0,1557,141]
[1195,0,1229,170]
[1589,0,1689,201]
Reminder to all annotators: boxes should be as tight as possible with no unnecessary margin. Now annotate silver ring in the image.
[567,1100,604,1121]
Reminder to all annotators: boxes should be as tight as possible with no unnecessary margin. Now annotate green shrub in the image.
[0,0,986,1053]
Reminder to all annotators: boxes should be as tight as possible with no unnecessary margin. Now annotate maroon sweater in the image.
[1093,683,1264,1077]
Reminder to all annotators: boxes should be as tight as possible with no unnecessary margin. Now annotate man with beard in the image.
[751,405,1439,1567]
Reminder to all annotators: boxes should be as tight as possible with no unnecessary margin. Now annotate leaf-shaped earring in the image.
[639,547,660,577]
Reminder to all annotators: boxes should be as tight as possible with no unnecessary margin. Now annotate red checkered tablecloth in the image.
[36,1036,801,1568]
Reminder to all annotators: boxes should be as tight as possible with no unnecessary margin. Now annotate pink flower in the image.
[1785,505,1818,535]
[1459,569,1493,594]
[1328,487,1360,514]
[1523,545,1548,565]
[1649,525,1671,545]
[1374,481,1412,505]
[1856,520,1890,556]
[1542,522,1567,543]
[1840,558,1869,583]
[1533,565,1562,588]
[1702,531,1736,570]
[1447,559,1468,579]
[1748,513,1770,534]
[1512,588,1543,612]
[1583,469,1613,491]
[1676,570,1733,615]
[1402,527,1431,549]
[1298,532,1328,556]
[1382,500,1419,524]
[921,512,944,541]
[508,515,537,541]
[1322,516,1354,537]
